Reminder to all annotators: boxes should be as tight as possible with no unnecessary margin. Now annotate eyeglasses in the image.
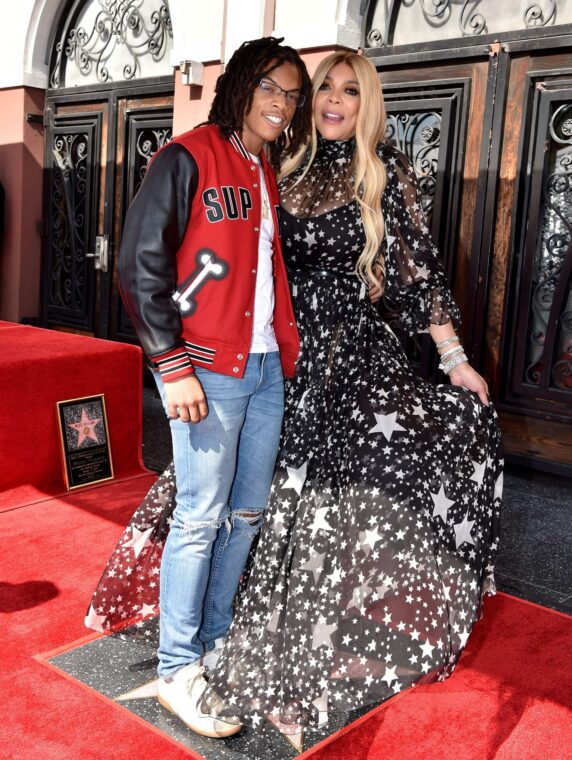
[258,79,306,108]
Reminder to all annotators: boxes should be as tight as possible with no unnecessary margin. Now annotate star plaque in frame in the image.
[56,394,114,490]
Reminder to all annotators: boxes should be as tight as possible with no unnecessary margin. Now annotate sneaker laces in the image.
[186,665,208,698]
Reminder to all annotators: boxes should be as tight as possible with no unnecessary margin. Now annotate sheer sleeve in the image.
[380,145,461,335]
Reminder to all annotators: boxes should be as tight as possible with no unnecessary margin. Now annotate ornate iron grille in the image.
[131,123,172,197]
[385,110,441,221]
[507,78,572,415]
[365,0,568,49]
[523,103,572,392]
[115,107,173,340]
[50,0,173,88]
[44,116,100,328]
[380,81,469,378]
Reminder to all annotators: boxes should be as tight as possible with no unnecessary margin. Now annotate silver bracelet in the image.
[436,336,460,350]
[439,352,468,374]
[440,345,465,360]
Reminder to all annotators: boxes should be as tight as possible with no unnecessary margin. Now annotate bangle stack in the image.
[436,336,468,374]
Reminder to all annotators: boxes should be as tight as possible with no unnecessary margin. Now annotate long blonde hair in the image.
[281,52,387,285]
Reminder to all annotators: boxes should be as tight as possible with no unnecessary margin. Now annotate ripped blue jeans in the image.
[154,352,284,678]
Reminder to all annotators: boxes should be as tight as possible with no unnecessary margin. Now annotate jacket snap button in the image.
[253,183,258,188]
[245,311,251,317]
[237,353,244,360]
[251,268,257,274]
[232,366,239,373]
[254,227,259,232]
[289,322,294,326]
[251,166,256,171]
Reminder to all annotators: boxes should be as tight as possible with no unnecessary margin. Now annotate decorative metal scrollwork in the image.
[367,27,384,47]
[133,126,172,196]
[524,0,556,27]
[49,133,90,311]
[385,110,441,220]
[524,104,572,391]
[417,0,486,36]
[460,0,486,35]
[365,0,563,48]
[51,0,172,88]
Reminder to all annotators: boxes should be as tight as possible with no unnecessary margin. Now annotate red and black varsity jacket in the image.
[119,124,300,381]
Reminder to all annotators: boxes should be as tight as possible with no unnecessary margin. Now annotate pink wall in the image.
[0,87,45,322]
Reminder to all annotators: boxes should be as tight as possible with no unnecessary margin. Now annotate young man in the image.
[119,37,311,737]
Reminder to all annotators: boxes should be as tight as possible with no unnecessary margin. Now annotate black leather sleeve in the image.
[118,142,198,360]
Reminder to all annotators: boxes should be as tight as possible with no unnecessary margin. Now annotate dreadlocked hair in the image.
[207,36,312,171]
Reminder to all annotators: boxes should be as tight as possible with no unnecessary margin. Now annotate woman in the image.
[197,51,502,733]
[88,51,502,736]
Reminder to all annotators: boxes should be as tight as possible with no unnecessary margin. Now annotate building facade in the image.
[1,0,571,473]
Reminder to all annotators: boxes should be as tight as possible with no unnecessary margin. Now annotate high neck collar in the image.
[316,135,356,161]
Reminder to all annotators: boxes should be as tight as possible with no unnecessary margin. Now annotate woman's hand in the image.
[368,264,383,304]
[448,362,490,406]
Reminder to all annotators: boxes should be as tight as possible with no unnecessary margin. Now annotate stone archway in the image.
[24,0,65,89]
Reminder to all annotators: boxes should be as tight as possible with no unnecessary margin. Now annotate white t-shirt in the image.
[249,154,279,353]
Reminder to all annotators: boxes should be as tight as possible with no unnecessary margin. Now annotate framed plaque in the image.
[56,394,114,490]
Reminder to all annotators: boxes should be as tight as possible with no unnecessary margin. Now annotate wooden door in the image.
[371,38,572,472]
[487,50,572,470]
[41,87,173,340]
[376,54,492,379]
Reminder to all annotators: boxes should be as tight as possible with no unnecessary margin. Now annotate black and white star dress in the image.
[198,137,503,729]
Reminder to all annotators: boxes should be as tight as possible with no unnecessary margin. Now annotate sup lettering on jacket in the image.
[203,186,254,223]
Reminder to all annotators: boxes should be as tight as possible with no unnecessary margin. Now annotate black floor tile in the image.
[46,634,380,760]
[496,573,571,615]
[503,463,571,504]
[496,490,572,598]
[142,386,171,473]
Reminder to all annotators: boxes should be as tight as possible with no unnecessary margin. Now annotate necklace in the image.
[261,191,270,219]
[261,181,270,220]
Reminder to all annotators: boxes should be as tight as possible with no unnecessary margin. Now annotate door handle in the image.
[85,235,109,272]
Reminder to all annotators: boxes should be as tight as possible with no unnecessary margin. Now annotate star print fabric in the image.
[85,465,176,641]
[86,136,502,731]
[198,137,502,729]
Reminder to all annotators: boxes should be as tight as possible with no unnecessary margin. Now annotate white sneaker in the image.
[201,637,225,672]
[157,662,241,738]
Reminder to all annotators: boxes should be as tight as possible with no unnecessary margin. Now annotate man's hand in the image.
[164,374,208,423]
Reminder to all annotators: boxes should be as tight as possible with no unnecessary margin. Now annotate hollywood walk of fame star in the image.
[68,408,101,446]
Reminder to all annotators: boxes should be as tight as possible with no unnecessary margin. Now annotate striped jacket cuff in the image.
[153,347,195,382]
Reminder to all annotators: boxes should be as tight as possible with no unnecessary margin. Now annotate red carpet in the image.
[0,323,147,509]
[306,594,572,760]
[1,467,570,759]
[1,476,193,760]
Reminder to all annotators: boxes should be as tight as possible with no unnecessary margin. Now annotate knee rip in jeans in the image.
[232,510,264,530]
[182,517,224,535]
